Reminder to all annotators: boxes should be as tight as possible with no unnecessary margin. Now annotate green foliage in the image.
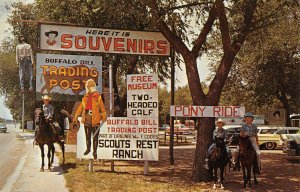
[219,1,300,116]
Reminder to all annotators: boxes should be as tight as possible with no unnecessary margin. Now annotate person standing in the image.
[16,35,34,92]
[73,79,107,159]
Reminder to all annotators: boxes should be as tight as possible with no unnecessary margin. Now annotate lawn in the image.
[57,148,218,192]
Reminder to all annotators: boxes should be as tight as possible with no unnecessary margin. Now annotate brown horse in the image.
[238,135,258,189]
[209,137,229,189]
[34,108,65,172]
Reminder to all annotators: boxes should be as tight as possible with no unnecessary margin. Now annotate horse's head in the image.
[35,108,45,126]
[238,134,252,156]
[215,137,226,148]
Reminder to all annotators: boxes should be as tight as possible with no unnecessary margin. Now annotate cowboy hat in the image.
[215,118,226,126]
[42,95,52,100]
[244,112,254,118]
[45,30,58,37]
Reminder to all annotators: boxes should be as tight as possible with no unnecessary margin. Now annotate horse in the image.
[34,108,65,172]
[238,135,258,189]
[209,137,230,189]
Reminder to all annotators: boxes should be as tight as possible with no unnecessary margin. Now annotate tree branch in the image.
[148,0,190,56]
[164,2,213,14]
[191,5,217,56]
[232,0,258,53]
[215,0,233,55]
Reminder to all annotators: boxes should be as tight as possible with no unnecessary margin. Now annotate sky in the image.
[0,0,211,120]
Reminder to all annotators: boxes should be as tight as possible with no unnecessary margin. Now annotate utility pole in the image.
[169,23,175,165]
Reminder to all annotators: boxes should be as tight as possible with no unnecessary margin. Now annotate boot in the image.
[254,154,261,174]
[204,158,210,169]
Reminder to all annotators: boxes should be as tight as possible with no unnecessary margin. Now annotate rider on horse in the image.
[35,95,64,143]
[205,118,231,169]
[236,112,261,173]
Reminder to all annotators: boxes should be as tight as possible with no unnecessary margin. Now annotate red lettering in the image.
[144,40,155,54]
[89,36,100,50]
[114,38,125,52]
[102,37,112,51]
[127,39,137,52]
[174,106,182,116]
[157,40,168,54]
[213,106,221,117]
[75,36,86,49]
[61,34,72,49]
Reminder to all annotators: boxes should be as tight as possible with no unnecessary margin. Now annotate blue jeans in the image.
[19,57,33,89]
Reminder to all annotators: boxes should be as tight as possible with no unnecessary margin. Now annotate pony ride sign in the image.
[39,23,170,56]
[170,105,245,117]
[36,53,102,98]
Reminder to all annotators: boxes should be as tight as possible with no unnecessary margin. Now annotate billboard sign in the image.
[36,53,102,97]
[39,23,170,56]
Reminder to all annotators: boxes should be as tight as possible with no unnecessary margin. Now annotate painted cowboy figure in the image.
[16,35,34,92]
[73,79,107,159]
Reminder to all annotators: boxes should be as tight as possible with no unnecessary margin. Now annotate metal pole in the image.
[170,41,175,165]
[109,62,115,172]
[22,91,25,132]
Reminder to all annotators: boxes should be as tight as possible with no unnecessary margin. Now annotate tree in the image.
[146,0,283,181]
[217,1,300,125]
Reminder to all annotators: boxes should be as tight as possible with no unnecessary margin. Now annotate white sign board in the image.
[170,105,245,117]
[39,24,170,56]
[36,53,102,95]
[127,74,158,118]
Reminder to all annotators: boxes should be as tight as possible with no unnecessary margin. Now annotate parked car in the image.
[159,124,170,130]
[223,125,242,146]
[285,134,300,161]
[0,123,7,133]
[257,126,300,150]
[166,124,194,135]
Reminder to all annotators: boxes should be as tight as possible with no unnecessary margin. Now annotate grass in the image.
[56,148,215,192]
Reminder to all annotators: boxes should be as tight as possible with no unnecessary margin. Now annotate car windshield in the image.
[260,129,278,134]
[0,123,6,128]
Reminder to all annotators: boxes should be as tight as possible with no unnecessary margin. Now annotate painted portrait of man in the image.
[45,30,58,46]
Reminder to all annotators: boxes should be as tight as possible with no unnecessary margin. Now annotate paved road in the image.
[0,124,68,192]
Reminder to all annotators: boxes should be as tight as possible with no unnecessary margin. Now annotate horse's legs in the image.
[39,144,45,172]
[213,168,218,189]
[247,166,252,189]
[51,143,55,164]
[47,145,52,171]
[60,141,65,164]
[253,168,258,185]
[220,167,225,189]
[242,167,247,188]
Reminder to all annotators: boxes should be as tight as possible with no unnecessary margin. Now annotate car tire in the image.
[265,142,276,150]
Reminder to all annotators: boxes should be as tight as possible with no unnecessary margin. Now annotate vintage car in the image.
[165,124,194,135]
[284,134,300,161]
[0,123,7,133]
[257,126,300,150]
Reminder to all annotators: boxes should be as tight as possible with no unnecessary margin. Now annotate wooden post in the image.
[144,161,149,175]
[88,159,94,172]
[22,91,25,132]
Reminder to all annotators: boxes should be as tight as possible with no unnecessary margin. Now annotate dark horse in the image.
[34,108,65,172]
[209,137,229,189]
[238,135,258,189]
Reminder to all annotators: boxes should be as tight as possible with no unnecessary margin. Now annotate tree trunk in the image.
[192,117,215,182]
